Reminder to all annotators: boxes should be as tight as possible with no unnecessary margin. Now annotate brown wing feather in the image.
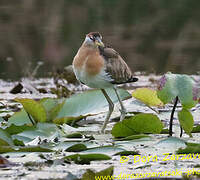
[99,46,138,84]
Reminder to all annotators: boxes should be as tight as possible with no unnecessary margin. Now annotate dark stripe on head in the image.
[87,32,102,39]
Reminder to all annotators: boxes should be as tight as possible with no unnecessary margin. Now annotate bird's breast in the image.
[73,47,113,88]
[73,47,104,76]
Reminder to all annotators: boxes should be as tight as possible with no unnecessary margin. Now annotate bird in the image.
[72,32,138,133]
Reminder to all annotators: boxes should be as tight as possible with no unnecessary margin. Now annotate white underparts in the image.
[73,65,114,88]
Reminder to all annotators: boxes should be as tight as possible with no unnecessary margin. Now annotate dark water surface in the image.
[0,0,200,80]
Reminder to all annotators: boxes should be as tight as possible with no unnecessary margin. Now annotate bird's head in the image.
[84,32,104,48]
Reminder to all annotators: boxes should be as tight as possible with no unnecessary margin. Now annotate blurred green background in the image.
[1,0,200,79]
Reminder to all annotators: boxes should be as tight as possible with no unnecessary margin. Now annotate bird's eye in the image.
[89,36,95,41]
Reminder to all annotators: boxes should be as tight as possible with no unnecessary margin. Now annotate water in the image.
[1,0,200,79]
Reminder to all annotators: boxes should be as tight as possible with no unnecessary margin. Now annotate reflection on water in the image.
[0,0,200,79]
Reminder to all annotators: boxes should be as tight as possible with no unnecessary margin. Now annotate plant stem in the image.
[27,112,35,125]
[169,96,179,136]
[180,126,183,137]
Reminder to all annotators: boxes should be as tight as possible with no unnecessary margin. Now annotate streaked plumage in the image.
[73,32,138,132]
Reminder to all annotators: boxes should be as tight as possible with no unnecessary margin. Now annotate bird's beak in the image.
[95,37,104,47]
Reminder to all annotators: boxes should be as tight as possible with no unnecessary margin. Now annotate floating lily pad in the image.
[192,126,200,133]
[13,139,25,146]
[15,98,47,123]
[11,123,60,145]
[40,98,65,122]
[0,145,53,153]
[66,132,83,138]
[177,143,200,154]
[8,109,32,126]
[83,145,125,155]
[160,128,170,134]
[56,88,131,118]
[156,137,186,151]
[8,88,130,126]
[114,150,139,156]
[64,153,111,164]
[115,134,150,141]
[65,143,87,152]
[132,88,163,107]
[178,108,194,137]
[5,124,34,135]
[0,129,14,146]
[112,113,163,138]
[53,115,86,125]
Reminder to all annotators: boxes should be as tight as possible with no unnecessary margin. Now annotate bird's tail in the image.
[127,77,138,83]
[112,76,138,84]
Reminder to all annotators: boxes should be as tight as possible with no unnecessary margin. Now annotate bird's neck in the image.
[82,41,98,50]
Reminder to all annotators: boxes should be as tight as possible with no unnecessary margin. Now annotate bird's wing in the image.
[99,46,138,84]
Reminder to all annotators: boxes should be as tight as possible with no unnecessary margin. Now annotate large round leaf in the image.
[132,88,163,107]
[178,108,194,137]
[0,129,14,146]
[56,88,131,118]
[15,99,47,123]
[112,113,163,138]
[157,73,177,104]
[40,98,65,122]
[64,153,111,164]
[157,73,198,109]
[176,75,197,109]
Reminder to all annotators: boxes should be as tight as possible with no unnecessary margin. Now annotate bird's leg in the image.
[101,89,114,133]
[114,87,126,121]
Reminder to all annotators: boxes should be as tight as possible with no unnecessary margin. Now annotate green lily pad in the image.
[13,139,25,146]
[160,128,170,134]
[56,88,131,118]
[177,143,200,154]
[40,98,65,122]
[5,124,34,135]
[115,134,150,141]
[0,145,53,153]
[0,129,14,146]
[83,145,125,155]
[65,143,87,152]
[192,126,200,133]
[0,146,16,153]
[178,108,194,137]
[53,115,86,125]
[157,137,186,147]
[64,153,111,164]
[66,132,83,138]
[15,98,47,123]
[8,109,32,126]
[114,150,139,156]
[12,123,60,144]
[112,113,163,138]
[132,88,163,107]
[8,88,130,126]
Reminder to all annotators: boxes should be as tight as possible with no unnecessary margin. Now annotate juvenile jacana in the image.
[73,32,138,133]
